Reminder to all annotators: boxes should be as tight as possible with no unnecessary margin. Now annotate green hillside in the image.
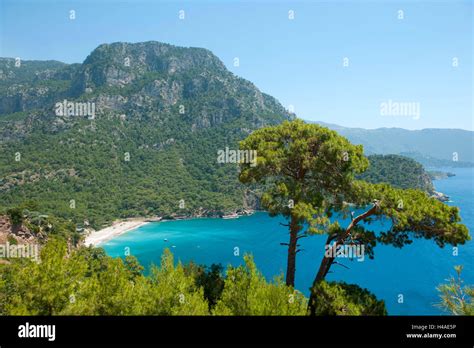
[358,155,434,193]
[0,42,292,228]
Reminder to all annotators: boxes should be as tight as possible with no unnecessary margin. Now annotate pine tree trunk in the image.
[308,203,379,315]
[307,242,336,315]
[285,216,299,287]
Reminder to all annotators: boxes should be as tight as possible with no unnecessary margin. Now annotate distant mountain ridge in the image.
[310,121,474,167]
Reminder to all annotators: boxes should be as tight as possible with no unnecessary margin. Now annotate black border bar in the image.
[0,315,472,346]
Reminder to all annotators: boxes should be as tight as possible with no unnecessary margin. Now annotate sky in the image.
[0,0,472,130]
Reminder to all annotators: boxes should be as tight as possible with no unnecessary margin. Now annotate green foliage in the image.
[213,255,308,315]
[124,255,144,279]
[310,280,387,315]
[56,248,210,315]
[5,204,80,245]
[436,265,473,315]
[0,241,209,315]
[239,119,369,286]
[240,119,368,233]
[348,180,470,248]
[6,236,17,245]
[142,249,209,315]
[6,207,23,225]
[184,262,225,309]
[0,240,314,316]
[0,238,86,315]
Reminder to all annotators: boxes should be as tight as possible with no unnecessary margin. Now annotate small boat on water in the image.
[163,238,168,242]
[222,213,239,219]
[145,216,163,222]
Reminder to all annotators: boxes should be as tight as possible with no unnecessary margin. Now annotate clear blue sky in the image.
[0,0,472,130]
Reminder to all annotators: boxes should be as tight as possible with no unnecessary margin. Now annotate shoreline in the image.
[84,219,150,247]
[84,210,258,247]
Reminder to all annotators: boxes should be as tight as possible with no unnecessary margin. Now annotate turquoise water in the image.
[103,168,473,315]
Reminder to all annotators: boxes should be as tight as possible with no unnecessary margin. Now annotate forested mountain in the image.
[311,121,474,167]
[0,42,293,228]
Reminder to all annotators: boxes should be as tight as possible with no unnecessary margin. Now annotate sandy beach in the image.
[84,219,150,246]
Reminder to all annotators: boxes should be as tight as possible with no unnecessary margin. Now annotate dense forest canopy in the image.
[358,154,434,194]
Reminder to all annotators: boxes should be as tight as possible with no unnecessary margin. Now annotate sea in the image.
[103,167,473,315]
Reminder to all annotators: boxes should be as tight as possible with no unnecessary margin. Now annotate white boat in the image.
[222,213,239,219]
